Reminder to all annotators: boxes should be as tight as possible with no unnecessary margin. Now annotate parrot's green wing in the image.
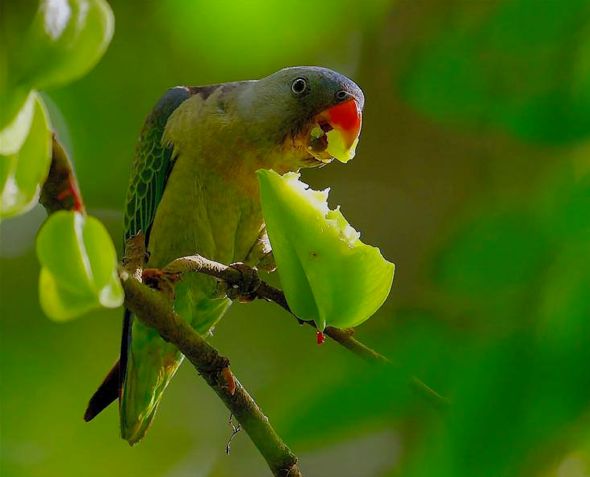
[124,86,192,241]
[120,87,194,442]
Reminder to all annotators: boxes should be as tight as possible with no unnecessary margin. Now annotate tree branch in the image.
[41,136,303,477]
[161,254,449,409]
[121,241,302,476]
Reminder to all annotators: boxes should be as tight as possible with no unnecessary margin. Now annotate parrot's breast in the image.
[146,153,264,269]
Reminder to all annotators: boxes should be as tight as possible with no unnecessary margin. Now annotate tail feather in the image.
[84,360,121,422]
[84,309,130,423]
[120,332,183,445]
[86,278,231,444]
[120,281,231,444]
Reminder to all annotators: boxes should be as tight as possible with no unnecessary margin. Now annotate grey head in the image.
[236,66,365,164]
[261,66,364,111]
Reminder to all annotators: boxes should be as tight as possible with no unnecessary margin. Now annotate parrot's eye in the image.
[335,90,349,102]
[291,78,308,95]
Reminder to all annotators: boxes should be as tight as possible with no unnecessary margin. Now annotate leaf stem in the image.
[40,135,85,214]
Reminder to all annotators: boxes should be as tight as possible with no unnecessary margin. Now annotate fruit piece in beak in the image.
[308,99,362,163]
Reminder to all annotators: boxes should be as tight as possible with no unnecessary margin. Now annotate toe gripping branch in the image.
[226,262,262,303]
[141,256,263,305]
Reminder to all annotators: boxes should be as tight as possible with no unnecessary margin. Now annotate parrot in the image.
[84,66,364,445]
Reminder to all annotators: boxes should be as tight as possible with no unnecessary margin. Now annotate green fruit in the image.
[257,169,394,330]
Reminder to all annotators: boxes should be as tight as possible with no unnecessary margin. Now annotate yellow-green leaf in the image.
[17,0,115,91]
[0,92,36,156]
[0,0,114,218]
[0,94,52,218]
[0,0,114,131]
[257,169,394,330]
[36,210,124,321]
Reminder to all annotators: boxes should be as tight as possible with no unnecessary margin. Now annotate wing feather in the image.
[124,86,191,241]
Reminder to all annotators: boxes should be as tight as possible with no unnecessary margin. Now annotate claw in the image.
[226,262,261,303]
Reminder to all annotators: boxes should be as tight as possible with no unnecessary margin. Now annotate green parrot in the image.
[84,66,364,444]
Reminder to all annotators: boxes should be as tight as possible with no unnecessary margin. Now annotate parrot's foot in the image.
[142,268,181,298]
[226,262,261,303]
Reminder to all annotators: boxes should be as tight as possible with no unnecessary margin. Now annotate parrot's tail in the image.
[84,360,121,422]
[82,314,181,446]
[120,287,231,445]
[85,278,231,445]
[119,319,184,445]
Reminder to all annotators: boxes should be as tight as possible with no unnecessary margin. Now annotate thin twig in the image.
[162,254,449,408]
[226,413,242,455]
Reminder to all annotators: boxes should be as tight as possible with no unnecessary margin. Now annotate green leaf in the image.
[0,92,36,155]
[257,169,394,330]
[17,0,115,91]
[36,210,124,321]
[0,0,114,131]
[0,93,52,218]
[0,0,114,218]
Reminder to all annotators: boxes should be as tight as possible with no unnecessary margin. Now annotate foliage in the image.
[37,210,123,320]
[0,0,114,217]
[0,0,114,132]
[2,1,590,476]
[0,0,121,321]
[0,94,52,217]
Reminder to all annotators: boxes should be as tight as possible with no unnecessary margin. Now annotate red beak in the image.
[320,98,362,150]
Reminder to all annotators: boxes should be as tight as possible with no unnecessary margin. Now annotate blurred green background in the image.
[2,0,590,476]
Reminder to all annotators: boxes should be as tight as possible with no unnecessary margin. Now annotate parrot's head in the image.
[241,66,364,166]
